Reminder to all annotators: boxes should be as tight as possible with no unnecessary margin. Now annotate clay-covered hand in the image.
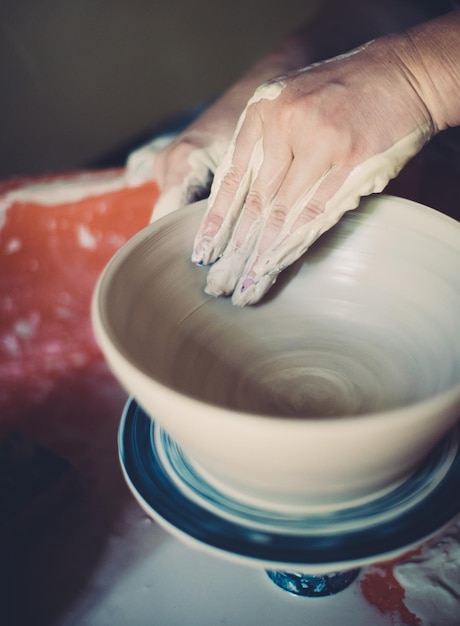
[126,126,230,223]
[127,38,309,224]
[191,38,436,306]
[127,76,276,223]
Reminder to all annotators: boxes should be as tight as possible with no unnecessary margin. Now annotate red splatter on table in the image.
[361,551,422,626]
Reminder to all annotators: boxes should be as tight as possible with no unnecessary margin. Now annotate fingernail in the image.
[233,273,277,306]
[233,276,259,306]
[240,277,254,292]
[191,240,211,265]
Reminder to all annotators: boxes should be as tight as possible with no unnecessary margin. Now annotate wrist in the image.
[385,12,460,132]
[357,33,436,140]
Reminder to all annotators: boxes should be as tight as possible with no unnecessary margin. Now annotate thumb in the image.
[125,134,175,186]
[151,153,214,223]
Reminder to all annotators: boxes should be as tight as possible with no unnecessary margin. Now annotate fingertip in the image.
[232,272,277,306]
[240,277,255,293]
[203,249,248,297]
[204,282,225,298]
[191,240,209,265]
[204,272,231,298]
[192,234,219,266]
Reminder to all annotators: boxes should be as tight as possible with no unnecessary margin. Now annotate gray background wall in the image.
[0,0,318,179]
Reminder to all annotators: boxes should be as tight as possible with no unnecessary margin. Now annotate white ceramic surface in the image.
[92,195,460,511]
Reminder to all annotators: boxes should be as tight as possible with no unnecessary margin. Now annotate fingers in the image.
[231,165,354,306]
[195,126,404,305]
[252,153,330,257]
[235,126,429,306]
[203,138,338,302]
[204,129,295,296]
[188,40,435,306]
[191,82,288,265]
[191,101,266,265]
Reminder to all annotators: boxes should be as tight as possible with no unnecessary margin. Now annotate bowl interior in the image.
[98,196,460,419]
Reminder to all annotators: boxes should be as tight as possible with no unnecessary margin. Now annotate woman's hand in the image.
[126,120,234,224]
[192,36,437,305]
[130,48,303,224]
[128,33,316,224]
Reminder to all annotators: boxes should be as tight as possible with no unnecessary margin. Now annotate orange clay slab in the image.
[0,171,158,424]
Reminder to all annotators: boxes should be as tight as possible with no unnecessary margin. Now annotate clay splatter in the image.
[361,550,422,626]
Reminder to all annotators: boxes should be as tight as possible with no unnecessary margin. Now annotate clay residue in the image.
[361,551,422,626]
[361,519,460,626]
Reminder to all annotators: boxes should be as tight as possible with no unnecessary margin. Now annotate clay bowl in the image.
[92,195,460,512]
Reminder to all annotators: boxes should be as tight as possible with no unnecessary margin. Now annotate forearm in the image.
[388,11,460,131]
[192,5,460,139]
